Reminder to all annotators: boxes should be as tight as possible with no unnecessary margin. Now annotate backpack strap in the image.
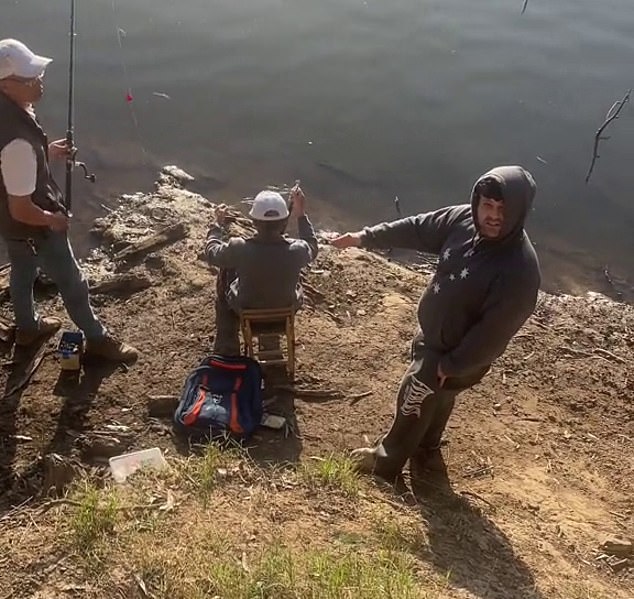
[229,376,244,434]
[182,371,209,426]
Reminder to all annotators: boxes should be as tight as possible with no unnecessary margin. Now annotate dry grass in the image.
[2,450,455,598]
[1,444,630,599]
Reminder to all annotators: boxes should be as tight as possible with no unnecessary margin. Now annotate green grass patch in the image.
[70,482,119,553]
[203,546,422,599]
[182,442,243,502]
[299,454,361,497]
[373,517,427,554]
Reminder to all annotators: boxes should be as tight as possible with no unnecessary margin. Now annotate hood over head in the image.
[471,165,536,241]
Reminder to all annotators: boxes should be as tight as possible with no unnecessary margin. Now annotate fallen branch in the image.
[585,89,631,183]
[2,346,49,399]
[114,222,188,264]
[90,272,152,296]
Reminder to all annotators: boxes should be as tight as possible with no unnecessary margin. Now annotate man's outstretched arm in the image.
[331,205,468,254]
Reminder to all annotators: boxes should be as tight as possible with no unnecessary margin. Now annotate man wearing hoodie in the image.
[205,184,318,355]
[331,166,541,481]
[0,39,137,362]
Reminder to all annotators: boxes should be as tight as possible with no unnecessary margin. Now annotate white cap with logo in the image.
[0,39,52,80]
[249,190,290,221]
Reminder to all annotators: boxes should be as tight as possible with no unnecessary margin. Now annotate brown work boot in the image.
[15,317,62,346]
[350,445,400,483]
[85,335,138,363]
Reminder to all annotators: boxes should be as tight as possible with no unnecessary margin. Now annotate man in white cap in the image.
[205,185,318,355]
[0,39,137,361]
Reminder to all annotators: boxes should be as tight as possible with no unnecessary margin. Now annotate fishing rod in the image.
[65,0,95,214]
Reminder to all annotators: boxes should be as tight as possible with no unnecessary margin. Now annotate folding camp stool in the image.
[239,307,296,380]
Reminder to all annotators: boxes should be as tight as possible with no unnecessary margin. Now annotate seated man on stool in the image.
[205,185,318,356]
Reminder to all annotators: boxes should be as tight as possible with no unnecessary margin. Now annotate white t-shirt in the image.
[0,138,37,196]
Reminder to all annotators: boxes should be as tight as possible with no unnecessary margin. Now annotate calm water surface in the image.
[4,0,634,298]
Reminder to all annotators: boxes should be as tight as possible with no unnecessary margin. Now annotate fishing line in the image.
[110,0,151,164]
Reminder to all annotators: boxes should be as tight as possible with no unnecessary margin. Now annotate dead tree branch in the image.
[585,89,631,183]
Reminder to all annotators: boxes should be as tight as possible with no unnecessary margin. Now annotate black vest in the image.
[0,92,64,239]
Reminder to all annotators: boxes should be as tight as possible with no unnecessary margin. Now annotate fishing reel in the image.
[74,160,96,183]
[67,148,96,184]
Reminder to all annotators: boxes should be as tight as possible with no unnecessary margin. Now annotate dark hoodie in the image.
[361,166,541,390]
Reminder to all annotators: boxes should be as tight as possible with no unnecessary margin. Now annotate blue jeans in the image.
[4,232,106,340]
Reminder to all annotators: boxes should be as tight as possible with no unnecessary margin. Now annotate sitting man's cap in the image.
[249,190,290,221]
[0,39,52,80]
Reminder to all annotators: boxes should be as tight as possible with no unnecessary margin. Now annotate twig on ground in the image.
[274,385,343,400]
[593,347,626,364]
[0,496,34,522]
[460,490,497,511]
[39,498,82,513]
[585,89,631,183]
[560,346,593,359]
[348,390,373,405]
[2,346,49,399]
[463,465,493,479]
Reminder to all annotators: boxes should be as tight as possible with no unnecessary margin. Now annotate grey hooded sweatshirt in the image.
[361,166,541,390]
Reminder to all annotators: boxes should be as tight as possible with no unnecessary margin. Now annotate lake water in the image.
[4,0,634,299]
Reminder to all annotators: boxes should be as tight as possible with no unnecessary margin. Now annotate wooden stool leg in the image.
[286,316,295,380]
[243,320,254,358]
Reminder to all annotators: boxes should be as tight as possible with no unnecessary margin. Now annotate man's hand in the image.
[330,232,363,249]
[437,362,447,388]
[47,211,70,232]
[48,139,75,161]
[289,184,306,217]
[214,204,228,226]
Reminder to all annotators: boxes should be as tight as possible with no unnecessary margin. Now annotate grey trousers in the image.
[372,343,460,478]
[212,268,241,356]
[4,233,106,340]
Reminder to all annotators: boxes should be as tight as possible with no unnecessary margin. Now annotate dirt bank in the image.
[0,167,631,599]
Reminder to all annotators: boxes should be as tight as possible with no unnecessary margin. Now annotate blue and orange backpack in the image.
[173,355,263,440]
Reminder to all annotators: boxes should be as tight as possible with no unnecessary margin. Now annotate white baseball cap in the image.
[249,190,290,221]
[0,39,52,80]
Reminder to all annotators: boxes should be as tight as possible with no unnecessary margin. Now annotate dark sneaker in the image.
[85,335,138,363]
[15,316,62,346]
